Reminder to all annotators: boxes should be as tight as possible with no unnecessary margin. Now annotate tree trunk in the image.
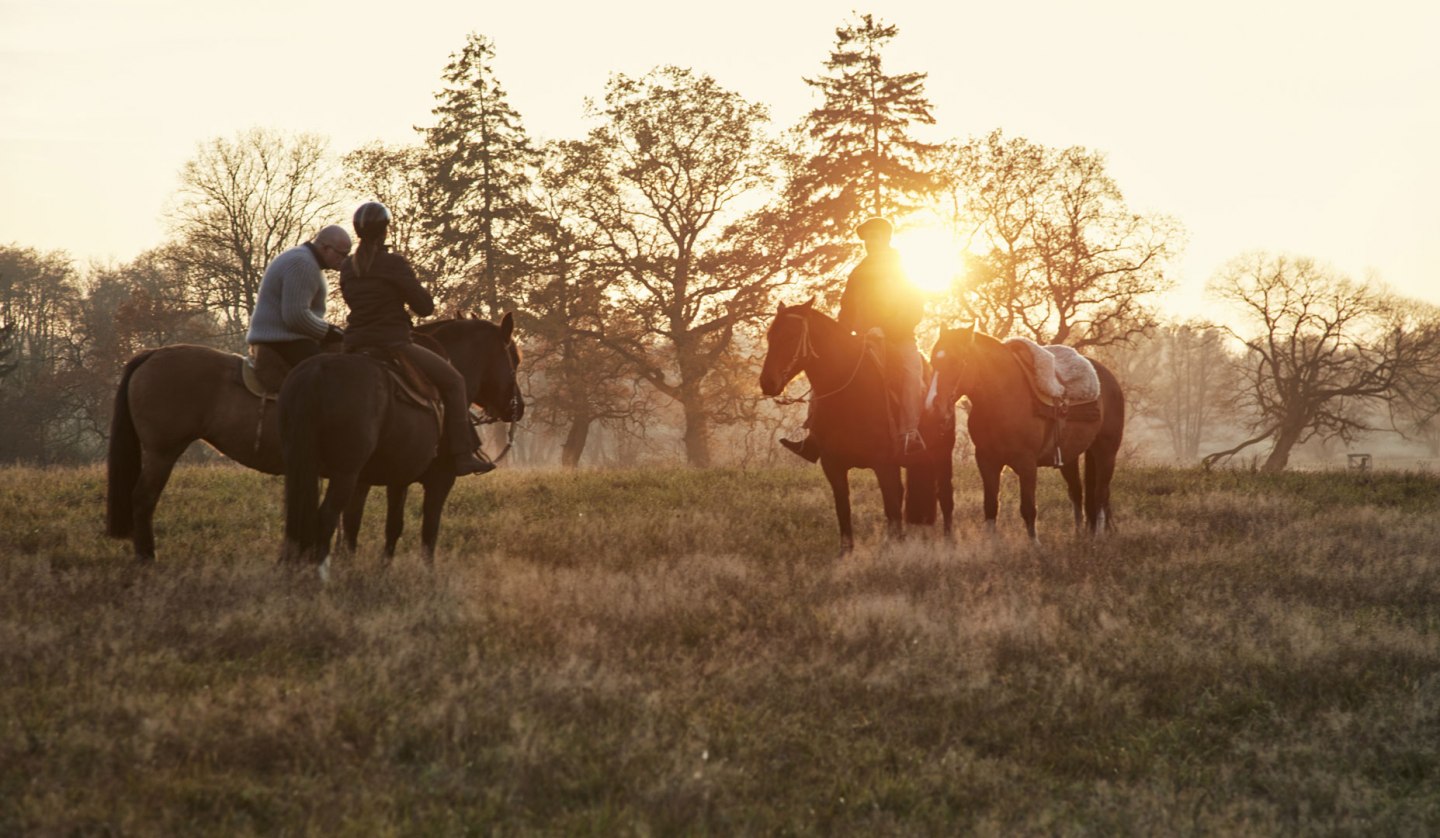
[680,394,712,467]
[1262,423,1305,473]
[560,415,592,469]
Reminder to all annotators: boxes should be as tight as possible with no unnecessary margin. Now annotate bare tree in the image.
[561,67,792,466]
[510,141,652,467]
[1115,320,1237,461]
[1203,253,1440,472]
[0,245,85,462]
[935,131,1182,349]
[341,141,434,261]
[167,128,343,342]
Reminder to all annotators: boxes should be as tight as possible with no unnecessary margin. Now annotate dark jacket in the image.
[339,248,435,348]
[837,246,924,343]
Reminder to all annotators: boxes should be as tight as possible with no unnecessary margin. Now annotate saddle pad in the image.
[1004,337,1100,404]
[239,355,270,398]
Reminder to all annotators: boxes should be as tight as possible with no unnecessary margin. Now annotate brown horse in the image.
[928,326,1124,541]
[759,300,952,554]
[278,315,522,575]
[106,316,517,562]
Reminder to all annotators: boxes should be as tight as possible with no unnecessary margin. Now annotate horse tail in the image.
[280,362,324,561]
[904,462,938,526]
[106,350,157,538]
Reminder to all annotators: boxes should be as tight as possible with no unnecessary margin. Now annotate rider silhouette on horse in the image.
[339,202,493,477]
[782,216,928,463]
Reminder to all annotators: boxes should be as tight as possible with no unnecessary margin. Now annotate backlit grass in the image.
[2,463,1437,833]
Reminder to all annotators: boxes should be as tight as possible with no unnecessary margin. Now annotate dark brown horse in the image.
[106,316,517,562]
[928,326,1124,541]
[759,300,952,554]
[279,315,522,575]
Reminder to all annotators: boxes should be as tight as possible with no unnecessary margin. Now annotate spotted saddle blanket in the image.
[1003,337,1101,419]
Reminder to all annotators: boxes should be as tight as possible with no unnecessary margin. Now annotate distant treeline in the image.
[4,15,1438,470]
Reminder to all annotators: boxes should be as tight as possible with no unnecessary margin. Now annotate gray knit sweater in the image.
[245,244,332,344]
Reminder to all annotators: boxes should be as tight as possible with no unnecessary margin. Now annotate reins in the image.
[769,311,869,404]
[470,337,522,463]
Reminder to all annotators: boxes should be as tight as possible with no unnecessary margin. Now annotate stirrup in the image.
[453,452,495,476]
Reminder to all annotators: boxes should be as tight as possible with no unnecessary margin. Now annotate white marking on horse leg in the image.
[924,374,939,412]
[1096,508,1107,536]
[318,556,331,583]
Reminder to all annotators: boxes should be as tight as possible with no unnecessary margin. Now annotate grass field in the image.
[2,462,1438,834]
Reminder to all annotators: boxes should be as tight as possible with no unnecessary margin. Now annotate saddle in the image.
[1003,338,1102,421]
[1003,338,1103,467]
[240,339,445,431]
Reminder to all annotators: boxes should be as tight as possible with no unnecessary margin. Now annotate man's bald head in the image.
[313,225,352,270]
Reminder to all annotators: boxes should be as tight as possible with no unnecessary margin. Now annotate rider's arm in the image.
[384,255,436,318]
[279,260,332,341]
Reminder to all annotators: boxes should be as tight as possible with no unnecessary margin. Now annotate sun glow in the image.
[895,226,965,296]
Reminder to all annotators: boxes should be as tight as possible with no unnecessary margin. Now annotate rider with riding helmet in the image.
[339,201,493,477]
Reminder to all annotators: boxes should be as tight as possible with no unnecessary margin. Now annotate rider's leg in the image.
[395,343,493,476]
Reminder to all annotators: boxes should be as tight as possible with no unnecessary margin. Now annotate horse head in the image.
[425,313,524,423]
[759,298,818,397]
[475,311,524,423]
[928,323,982,408]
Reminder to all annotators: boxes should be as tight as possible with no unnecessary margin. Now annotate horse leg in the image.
[418,472,457,567]
[1014,461,1040,544]
[315,474,361,580]
[385,484,409,560]
[1086,449,1118,535]
[341,485,371,557]
[1060,458,1084,533]
[820,456,854,556]
[877,465,904,542]
[976,450,1003,535]
[131,446,184,562]
[939,458,955,539]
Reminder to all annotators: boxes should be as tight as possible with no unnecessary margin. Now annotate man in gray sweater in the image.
[246,225,352,368]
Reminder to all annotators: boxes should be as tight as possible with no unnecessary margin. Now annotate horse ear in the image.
[500,311,515,341]
[803,296,815,309]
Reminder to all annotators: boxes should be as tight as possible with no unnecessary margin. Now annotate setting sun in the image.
[895,225,965,295]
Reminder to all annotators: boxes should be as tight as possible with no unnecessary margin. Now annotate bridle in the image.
[469,337,522,463]
[767,310,868,405]
[928,328,977,410]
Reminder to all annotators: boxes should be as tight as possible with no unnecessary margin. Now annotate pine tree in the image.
[422,33,539,318]
[796,14,940,248]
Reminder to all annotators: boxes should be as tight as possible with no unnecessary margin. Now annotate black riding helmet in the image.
[353,201,391,239]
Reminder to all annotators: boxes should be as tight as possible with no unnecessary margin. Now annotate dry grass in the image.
[1,462,1438,834]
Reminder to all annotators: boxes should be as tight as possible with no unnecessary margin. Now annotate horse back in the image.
[282,353,440,484]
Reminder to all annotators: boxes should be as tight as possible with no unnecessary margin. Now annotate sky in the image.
[2,0,1437,313]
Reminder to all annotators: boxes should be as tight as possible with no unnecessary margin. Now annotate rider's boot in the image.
[781,435,821,463]
[453,451,496,476]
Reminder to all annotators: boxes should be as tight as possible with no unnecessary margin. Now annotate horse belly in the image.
[1043,420,1103,468]
[203,395,285,473]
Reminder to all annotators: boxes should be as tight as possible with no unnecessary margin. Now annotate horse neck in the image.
[957,335,1019,404]
[429,322,485,391]
[797,313,865,390]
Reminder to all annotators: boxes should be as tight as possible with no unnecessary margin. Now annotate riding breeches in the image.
[393,342,476,456]
[887,341,924,437]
